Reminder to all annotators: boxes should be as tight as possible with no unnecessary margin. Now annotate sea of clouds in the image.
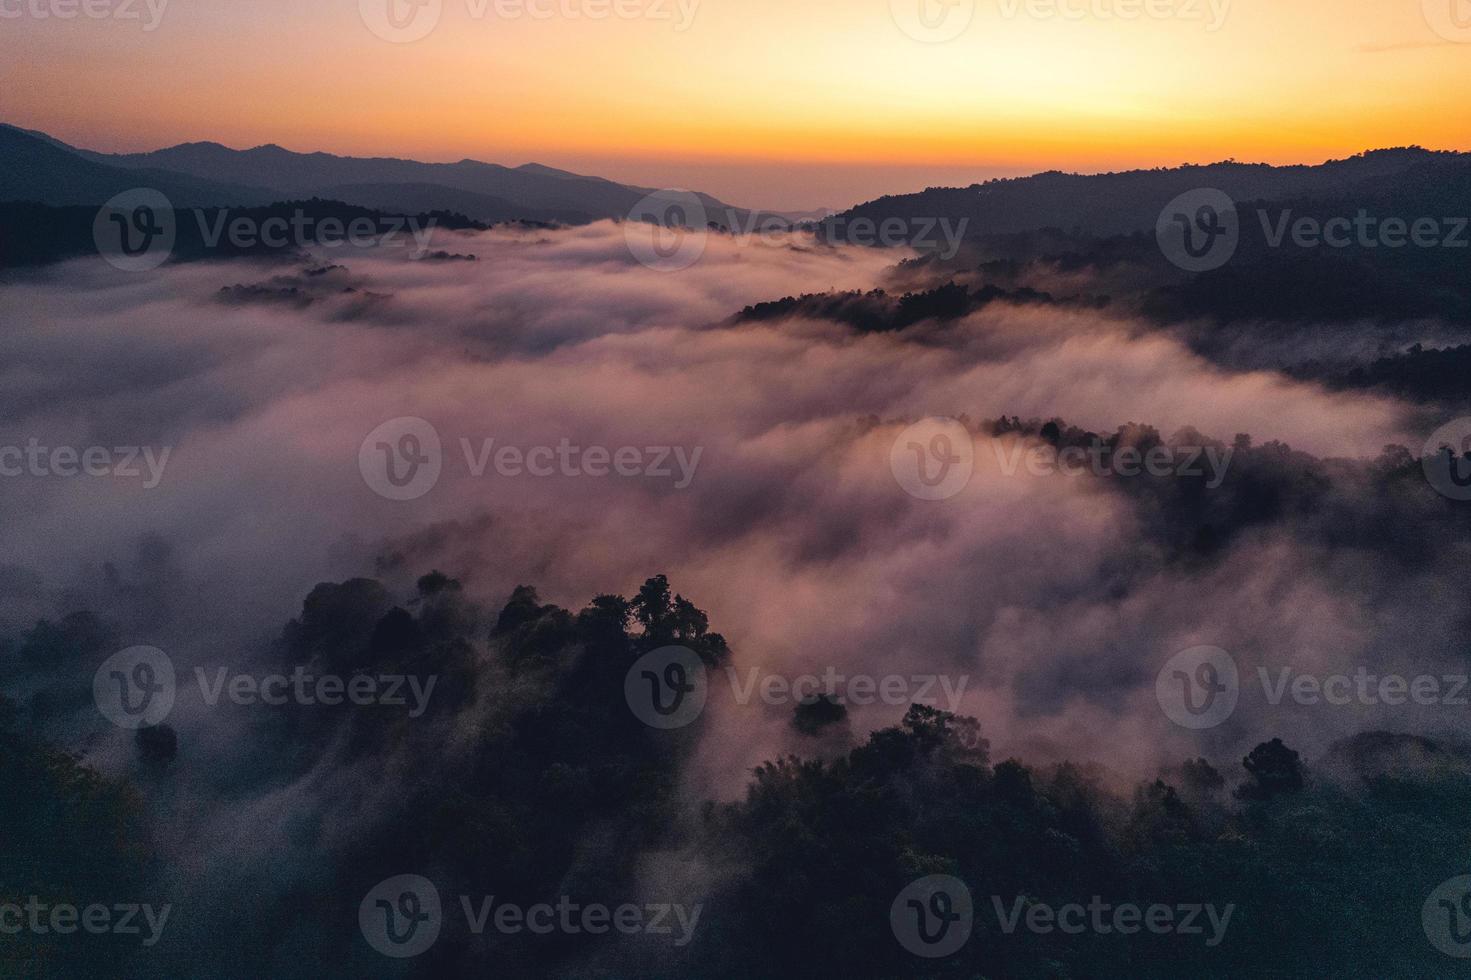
[2,219,1458,802]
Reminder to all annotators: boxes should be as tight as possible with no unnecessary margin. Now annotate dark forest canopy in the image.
[4,568,1468,978]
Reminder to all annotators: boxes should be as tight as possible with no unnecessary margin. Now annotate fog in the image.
[0,220,1451,802]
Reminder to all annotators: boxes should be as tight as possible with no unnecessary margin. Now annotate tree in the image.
[792,693,847,736]
[136,723,178,767]
[1237,737,1305,800]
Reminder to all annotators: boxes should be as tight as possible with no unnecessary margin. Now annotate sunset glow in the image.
[5,0,1469,207]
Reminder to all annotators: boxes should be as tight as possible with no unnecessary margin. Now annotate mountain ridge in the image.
[829,146,1471,243]
[0,123,783,228]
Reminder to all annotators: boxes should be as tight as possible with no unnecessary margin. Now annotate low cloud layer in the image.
[0,220,1456,797]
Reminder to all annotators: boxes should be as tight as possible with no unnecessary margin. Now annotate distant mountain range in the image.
[0,124,780,228]
[5,120,1470,264]
[0,125,273,209]
[829,147,1471,242]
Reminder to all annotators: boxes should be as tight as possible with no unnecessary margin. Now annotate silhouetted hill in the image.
[1147,155,1471,325]
[515,162,590,180]
[312,182,591,225]
[0,124,783,228]
[1318,731,1471,790]
[1286,343,1471,407]
[0,125,274,207]
[0,199,485,268]
[71,135,772,226]
[733,282,1057,332]
[829,148,1471,243]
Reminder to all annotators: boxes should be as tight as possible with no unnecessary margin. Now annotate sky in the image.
[3,0,1470,209]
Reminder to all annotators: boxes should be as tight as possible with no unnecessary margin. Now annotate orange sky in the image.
[3,0,1468,209]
